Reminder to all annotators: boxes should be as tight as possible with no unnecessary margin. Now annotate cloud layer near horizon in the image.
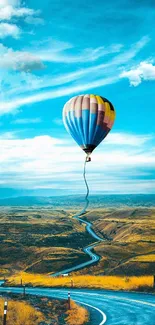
[0,131,154,194]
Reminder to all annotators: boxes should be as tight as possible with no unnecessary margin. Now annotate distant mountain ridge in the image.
[0,194,154,207]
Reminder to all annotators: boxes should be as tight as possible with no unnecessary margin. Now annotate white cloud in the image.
[24,16,44,25]
[33,36,148,67]
[0,75,118,115]
[92,149,155,168]
[1,72,43,98]
[12,117,42,124]
[2,37,150,100]
[104,132,153,146]
[0,0,38,21]
[0,132,154,194]
[0,6,34,20]
[120,61,155,86]
[0,131,16,139]
[39,44,123,63]
[0,22,21,38]
[0,43,45,71]
[0,1,20,7]
[0,36,150,115]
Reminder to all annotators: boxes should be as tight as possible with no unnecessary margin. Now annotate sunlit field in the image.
[0,296,88,325]
[0,207,155,278]
[0,298,44,325]
[8,272,154,291]
[66,300,89,325]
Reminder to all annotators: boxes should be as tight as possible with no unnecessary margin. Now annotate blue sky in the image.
[0,0,155,196]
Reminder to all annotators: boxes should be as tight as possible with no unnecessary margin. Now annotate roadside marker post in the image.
[3,301,7,325]
[68,292,71,310]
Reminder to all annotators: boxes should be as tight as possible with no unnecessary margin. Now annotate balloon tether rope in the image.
[74,157,90,218]
[83,158,89,213]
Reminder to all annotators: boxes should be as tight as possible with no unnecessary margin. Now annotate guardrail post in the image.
[68,292,71,310]
[3,301,7,325]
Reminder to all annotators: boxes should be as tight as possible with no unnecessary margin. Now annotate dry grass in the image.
[8,272,154,291]
[0,208,93,276]
[0,207,155,278]
[131,254,155,262]
[85,208,155,243]
[0,295,88,325]
[0,298,44,325]
[82,208,155,275]
[65,300,88,325]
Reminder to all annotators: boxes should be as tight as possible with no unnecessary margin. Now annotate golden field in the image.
[80,207,155,276]
[65,300,89,325]
[0,295,88,325]
[7,272,154,291]
[0,207,92,276]
[0,207,155,278]
[0,298,44,325]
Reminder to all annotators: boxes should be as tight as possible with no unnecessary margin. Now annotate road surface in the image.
[52,165,104,277]
[0,286,155,325]
[52,217,102,276]
[52,211,103,276]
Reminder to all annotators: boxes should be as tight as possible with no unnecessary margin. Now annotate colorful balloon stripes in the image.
[63,94,116,156]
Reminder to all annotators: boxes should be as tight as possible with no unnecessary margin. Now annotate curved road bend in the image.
[52,212,103,277]
[0,286,155,325]
[53,160,104,276]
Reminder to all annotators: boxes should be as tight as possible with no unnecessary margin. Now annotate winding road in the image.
[0,212,155,324]
[49,203,155,324]
[52,160,105,277]
[0,286,155,325]
[52,213,103,276]
[51,159,104,277]
[0,179,155,324]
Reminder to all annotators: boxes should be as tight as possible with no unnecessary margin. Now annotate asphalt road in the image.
[52,243,100,277]
[78,217,103,242]
[52,212,103,276]
[0,286,155,325]
[52,168,104,277]
[52,218,101,276]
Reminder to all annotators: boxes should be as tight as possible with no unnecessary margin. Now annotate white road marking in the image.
[25,288,155,308]
[65,290,155,308]
[1,287,155,324]
[22,288,107,325]
[107,295,155,308]
[74,298,107,325]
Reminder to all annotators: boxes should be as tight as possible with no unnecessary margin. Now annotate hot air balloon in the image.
[63,94,116,162]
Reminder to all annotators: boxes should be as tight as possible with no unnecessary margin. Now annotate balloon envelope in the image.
[63,94,116,155]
